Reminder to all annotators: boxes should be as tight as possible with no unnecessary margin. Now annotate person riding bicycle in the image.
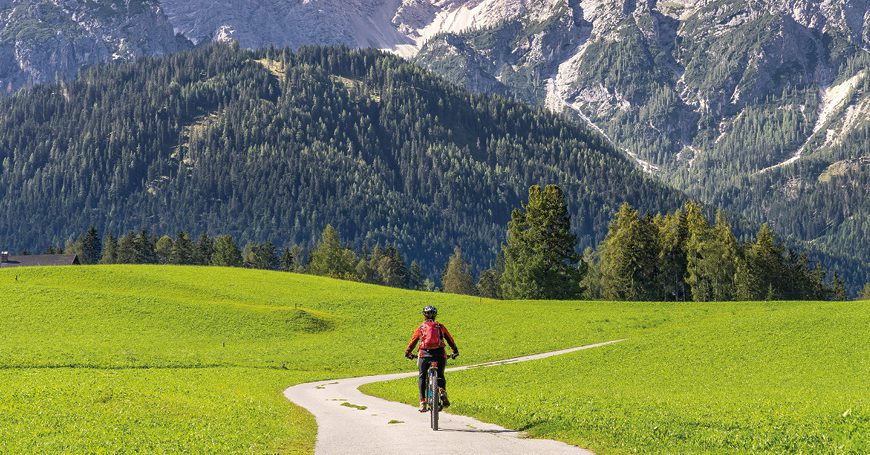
[405,305,459,413]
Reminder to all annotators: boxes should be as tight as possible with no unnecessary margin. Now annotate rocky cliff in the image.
[0,0,188,92]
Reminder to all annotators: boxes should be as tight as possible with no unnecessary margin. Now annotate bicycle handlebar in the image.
[408,352,459,360]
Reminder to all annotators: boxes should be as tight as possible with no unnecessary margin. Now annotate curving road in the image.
[284,340,625,454]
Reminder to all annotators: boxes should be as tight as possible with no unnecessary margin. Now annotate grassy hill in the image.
[2,265,867,453]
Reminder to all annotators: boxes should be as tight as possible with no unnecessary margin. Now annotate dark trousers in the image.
[417,349,447,400]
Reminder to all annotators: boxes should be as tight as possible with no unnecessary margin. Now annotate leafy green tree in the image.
[211,235,243,267]
[155,235,174,264]
[100,233,118,264]
[79,226,102,265]
[501,185,582,300]
[598,203,659,301]
[355,257,379,283]
[442,246,477,296]
[308,225,357,279]
[170,232,194,265]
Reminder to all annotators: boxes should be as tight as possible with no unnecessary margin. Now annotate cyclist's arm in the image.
[406,326,421,353]
[442,325,459,353]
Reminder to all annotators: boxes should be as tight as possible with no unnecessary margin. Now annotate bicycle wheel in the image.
[429,369,439,431]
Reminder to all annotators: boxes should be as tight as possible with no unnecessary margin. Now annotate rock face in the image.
[0,0,188,91]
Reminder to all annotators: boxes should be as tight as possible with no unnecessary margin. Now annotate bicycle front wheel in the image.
[429,370,439,431]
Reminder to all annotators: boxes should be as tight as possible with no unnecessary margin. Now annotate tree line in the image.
[35,184,857,301]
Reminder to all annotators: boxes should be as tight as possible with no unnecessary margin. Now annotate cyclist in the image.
[405,305,459,412]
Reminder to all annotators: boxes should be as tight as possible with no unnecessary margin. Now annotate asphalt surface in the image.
[284,340,624,454]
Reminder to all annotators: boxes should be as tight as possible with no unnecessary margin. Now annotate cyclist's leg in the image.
[417,356,430,401]
[436,352,447,390]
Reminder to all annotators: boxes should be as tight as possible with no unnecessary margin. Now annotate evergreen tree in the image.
[308,225,357,279]
[442,246,477,296]
[501,185,582,300]
[79,226,102,265]
[861,283,870,300]
[376,245,408,288]
[155,235,174,264]
[193,234,214,266]
[280,247,295,272]
[248,241,279,270]
[211,235,243,267]
[100,233,118,264]
[116,233,137,264]
[134,229,157,264]
[476,268,502,299]
[408,261,425,291]
[656,210,689,301]
[580,247,603,300]
[598,203,659,301]
[290,245,305,273]
[64,237,81,256]
[831,273,847,301]
[170,232,194,265]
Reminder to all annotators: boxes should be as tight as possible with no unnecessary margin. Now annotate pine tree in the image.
[831,272,847,301]
[290,245,305,273]
[100,233,118,264]
[442,246,477,296]
[408,261,425,290]
[598,203,659,301]
[193,234,214,266]
[476,268,501,298]
[376,245,408,288]
[280,247,295,272]
[656,210,689,301]
[249,241,278,270]
[170,232,194,265]
[116,233,137,264]
[79,226,102,265]
[134,229,157,264]
[211,235,243,267]
[501,185,582,300]
[861,283,870,300]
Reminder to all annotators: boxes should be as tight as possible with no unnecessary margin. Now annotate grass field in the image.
[365,300,870,454]
[2,265,867,453]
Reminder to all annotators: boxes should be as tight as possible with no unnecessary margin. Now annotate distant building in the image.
[0,251,80,268]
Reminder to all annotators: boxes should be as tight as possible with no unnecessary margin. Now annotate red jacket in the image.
[406,320,458,358]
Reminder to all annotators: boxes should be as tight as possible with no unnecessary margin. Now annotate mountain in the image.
[1,0,866,287]
[0,44,684,277]
[408,0,870,267]
[0,0,190,91]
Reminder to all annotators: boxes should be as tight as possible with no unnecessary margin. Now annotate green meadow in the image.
[1,265,867,453]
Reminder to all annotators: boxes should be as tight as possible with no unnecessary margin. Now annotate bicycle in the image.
[410,352,458,431]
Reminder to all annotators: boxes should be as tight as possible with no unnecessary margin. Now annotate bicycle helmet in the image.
[422,305,437,319]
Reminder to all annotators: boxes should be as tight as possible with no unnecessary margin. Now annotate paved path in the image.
[284,340,625,454]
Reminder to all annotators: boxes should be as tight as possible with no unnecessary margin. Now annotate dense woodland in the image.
[0,43,684,279]
[46,185,854,301]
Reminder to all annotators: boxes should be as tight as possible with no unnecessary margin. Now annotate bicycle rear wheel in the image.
[429,369,439,431]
